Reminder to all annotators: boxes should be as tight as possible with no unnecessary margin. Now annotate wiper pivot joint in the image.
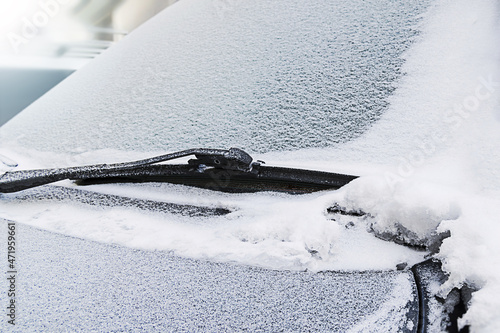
[188,148,256,172]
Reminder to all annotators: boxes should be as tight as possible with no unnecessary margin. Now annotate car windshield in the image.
[0,0,428,155]
[2,0,500,331]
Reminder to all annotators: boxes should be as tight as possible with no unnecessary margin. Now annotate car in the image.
[2,0,499,332]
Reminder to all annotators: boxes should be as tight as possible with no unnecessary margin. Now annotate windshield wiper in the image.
[0,148,358,194]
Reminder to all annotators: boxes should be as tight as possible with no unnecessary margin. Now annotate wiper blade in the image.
[0,148,357,194]
[2,186,231,217]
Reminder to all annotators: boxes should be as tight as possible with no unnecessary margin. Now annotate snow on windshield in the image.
[1,0,500,331]
[0,0,428,154]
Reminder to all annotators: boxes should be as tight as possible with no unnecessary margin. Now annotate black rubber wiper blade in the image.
[0,148,358,194]
[74,164,357,194]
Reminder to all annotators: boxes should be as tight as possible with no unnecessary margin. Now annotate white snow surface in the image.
[1,0,500,331]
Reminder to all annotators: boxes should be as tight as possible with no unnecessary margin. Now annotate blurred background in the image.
[0,0,178,126]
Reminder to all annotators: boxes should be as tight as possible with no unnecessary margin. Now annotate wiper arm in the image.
[0,148,357,194]
[0,148,253,193]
